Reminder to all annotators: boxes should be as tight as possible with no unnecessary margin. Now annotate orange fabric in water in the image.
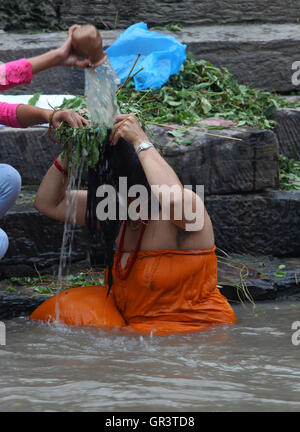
[111,246,236,334]
[30,285,126,328]
[30,247,236,335]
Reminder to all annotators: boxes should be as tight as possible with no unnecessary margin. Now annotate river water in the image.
[0,300,300,412]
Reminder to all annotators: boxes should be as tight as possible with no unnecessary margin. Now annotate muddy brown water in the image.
[1,300,300,412]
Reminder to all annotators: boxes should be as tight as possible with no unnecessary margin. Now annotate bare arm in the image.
[109,114,204,231]
[34,154,87,226]
[27,34,90,74]
[16,106,89,128]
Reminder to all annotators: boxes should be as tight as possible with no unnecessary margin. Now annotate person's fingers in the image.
[61,112,78,128]
[71,112,88,127]
[114,114,133,123]
[112,119,127,130]
[59,35,72,56]
[81,117,90,126]
[110,128,122,146]
[52,118,64,128]
[109,119,128,145]
[68,24,81,37]
[78,108,88,115]
[74,58,91,68]
[109,126,120,146]
[52,110,88,128]
[63,54,89,68]
[96,52,108,66]
[73,113,83,128]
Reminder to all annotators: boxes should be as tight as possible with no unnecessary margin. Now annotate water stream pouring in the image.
[56,27,121,318]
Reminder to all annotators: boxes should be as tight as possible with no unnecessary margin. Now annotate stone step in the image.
[1,249,300,320]
[1,24,300,93]
[150,124,279,194]
[0,124,279,194]
[0,188,92,276]
[0,127,61,185]
[0,188,299,280]
[0,0,298,32]
[206,190,300,256]
[272,108,300,159]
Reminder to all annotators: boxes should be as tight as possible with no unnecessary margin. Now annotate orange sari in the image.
[30,246,236,335]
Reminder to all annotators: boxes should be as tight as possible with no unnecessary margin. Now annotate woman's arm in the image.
[15,105,89,128]
[0,35,89,91]
[109,114,204,231]
[34,154,87,226]
[27,34,90,73]
[0,58,34,91]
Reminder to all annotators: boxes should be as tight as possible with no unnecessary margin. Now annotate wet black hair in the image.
[85,136,151,296]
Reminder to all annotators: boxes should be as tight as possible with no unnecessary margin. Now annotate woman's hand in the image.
[68,24,81,37]
[28,34,90,74]
[51,109,89,128]
[55,35,90,68]
[109,114,149,149]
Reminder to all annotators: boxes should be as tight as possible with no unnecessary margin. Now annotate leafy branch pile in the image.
[51,52,298,169]
[117,52,291,130]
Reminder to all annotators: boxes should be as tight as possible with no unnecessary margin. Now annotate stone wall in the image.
[1,0,299,31]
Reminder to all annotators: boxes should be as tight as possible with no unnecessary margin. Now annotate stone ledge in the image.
[2,24,300,93]
[0,191,92,273]
[206,190,300,256]
[218,253,300,302]
[1,252,300,320]
[0,127,61,185]
[0,125,280,194]
[150,124,279,194]
[272,108,300,159]
[1,0,299,32]
[0,291,45,320]
[1,189,299,275]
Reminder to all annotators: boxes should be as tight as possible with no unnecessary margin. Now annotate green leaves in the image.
[117,52,289,130]
[153,23,183,32]
[200,96,212,114]
[279,155,300,191]
[51,54,300,172]
[274,271,287,278]
[28,92,41,106]
[51,96,109,171]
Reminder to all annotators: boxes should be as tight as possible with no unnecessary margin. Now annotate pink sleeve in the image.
[0,58,34,91]
[0,102,24,128]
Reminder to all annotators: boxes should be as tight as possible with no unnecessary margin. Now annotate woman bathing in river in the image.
[31,113,236,335]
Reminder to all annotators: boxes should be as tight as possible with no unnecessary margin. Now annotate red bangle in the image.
[54,157,68,177]
[49,110,59,127]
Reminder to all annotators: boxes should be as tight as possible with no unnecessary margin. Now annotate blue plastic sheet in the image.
[106,22,186,90]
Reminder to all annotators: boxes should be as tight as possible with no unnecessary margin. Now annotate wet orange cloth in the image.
[30,246,236,334]
[30,285,126,328]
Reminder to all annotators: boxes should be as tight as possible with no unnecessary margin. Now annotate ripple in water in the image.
[1,301,300,411]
